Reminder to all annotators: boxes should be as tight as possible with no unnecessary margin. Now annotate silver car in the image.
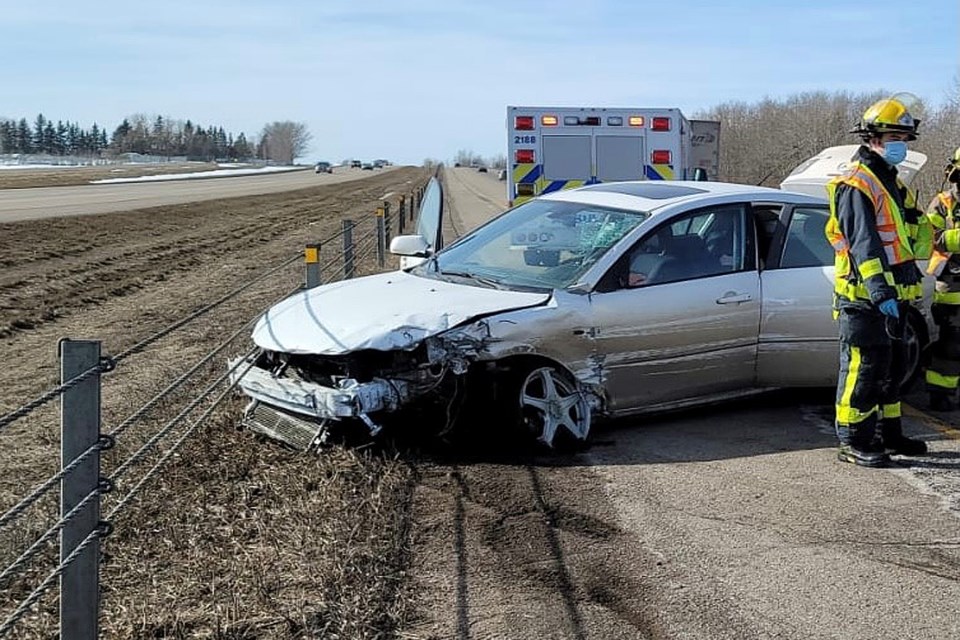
[231,181,932,449]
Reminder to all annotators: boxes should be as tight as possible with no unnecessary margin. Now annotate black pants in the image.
[926,301,960,395]
[835,301,907,447]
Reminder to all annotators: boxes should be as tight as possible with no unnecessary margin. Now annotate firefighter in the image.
[924,147,960,411]
[825,93,931,467]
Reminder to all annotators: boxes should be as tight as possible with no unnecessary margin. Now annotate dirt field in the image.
[0,162,230,189]
[0,168,431,637]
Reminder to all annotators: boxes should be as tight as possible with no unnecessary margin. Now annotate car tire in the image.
[900,309,927,392]
[506,364,591,448]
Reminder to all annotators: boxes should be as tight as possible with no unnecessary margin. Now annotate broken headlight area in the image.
[229,340,475,450]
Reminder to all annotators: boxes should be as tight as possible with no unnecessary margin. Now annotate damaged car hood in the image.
[252,270,552,354]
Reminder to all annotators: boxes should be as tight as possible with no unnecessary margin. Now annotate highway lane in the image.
[0,166,396,223]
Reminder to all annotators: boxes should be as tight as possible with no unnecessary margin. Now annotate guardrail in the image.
[0,173,435,638]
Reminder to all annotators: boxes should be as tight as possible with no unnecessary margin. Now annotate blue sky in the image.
[1,0,957,165]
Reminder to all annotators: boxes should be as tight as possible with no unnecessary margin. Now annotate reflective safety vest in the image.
[926,191,959,278]
[825,162,922,302]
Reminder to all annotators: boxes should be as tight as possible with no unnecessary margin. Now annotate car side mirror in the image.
[692,167,708,182]
[390,234,431,257]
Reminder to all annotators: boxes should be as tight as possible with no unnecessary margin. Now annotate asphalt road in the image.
[0,166,395,223]
[419,166,960,639]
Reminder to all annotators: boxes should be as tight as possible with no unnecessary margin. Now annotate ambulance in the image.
[506,106,720,206]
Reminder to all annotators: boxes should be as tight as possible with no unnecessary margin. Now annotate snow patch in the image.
[89,165,305,184]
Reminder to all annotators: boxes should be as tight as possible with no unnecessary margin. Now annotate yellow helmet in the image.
[853,92,921,140]
[946,146,960,182]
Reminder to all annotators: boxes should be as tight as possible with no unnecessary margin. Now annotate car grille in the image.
[244,402,326,451]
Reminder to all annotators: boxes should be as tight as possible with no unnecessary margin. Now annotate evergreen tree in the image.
[16,119,32,153]
[33,114,46,152]
[90,123,101,153]
[0,120,12,154]
[55,121,68,155]
[42,121,56,154]
[111,118,132,152]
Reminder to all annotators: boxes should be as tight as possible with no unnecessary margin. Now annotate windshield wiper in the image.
[439,270,504,289]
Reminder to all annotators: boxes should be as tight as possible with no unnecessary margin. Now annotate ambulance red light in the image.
[651,150,672,164]
[515,116,534,130]
[628,116,644,127]
[515,149,535,163]
[541,115,558,126]
[651,117,671,131]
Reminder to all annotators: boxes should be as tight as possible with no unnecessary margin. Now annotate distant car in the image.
[229,180,934,449]
[497,169,507,181]
[361,163,374,170]
[350,160,362,169]
[477,166,488,173]
[314,162,332,174]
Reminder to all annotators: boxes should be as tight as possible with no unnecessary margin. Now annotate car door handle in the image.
[716,292,753,304]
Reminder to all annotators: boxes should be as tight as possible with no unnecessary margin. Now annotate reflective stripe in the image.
[513,163,540,184]
[928,250,950,276]
[834,279,922,302]
[644,164,674,180]
[881,402,901,419]
[945,228,960,252]
[858,257,884,279]
[926,192,959,275]
[933,290,960,305]
[836,346,873,425]
[837,405,877,424]
[926,369,960,390]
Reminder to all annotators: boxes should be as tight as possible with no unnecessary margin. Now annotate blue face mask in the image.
[882,141,908,165]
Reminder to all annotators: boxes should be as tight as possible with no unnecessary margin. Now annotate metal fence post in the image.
[342,219,355,279]
[60,339,102,640]
[398,196,406,234]
[383,201,392,242]
[376,206,386,268]
[305,243,321,288]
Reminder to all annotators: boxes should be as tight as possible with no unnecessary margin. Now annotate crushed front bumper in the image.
[228,356,411,433]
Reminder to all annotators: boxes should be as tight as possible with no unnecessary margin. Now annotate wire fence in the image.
[0,172,436,639]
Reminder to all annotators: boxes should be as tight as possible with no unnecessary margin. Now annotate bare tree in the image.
[453,149,484,167]
[259,121,312,165]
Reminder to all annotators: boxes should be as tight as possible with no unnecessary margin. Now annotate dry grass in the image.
[99,412,417,639]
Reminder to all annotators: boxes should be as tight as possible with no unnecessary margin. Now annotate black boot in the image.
[837,441,890,467]
[836,422,889,467]
[881,419,928,456]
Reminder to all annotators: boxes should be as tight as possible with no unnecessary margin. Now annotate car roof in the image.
[537,180,827,214]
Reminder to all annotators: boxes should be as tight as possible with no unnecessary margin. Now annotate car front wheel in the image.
[512,365,591,447]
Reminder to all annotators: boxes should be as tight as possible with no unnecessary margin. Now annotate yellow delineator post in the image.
[305,243,321,288]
